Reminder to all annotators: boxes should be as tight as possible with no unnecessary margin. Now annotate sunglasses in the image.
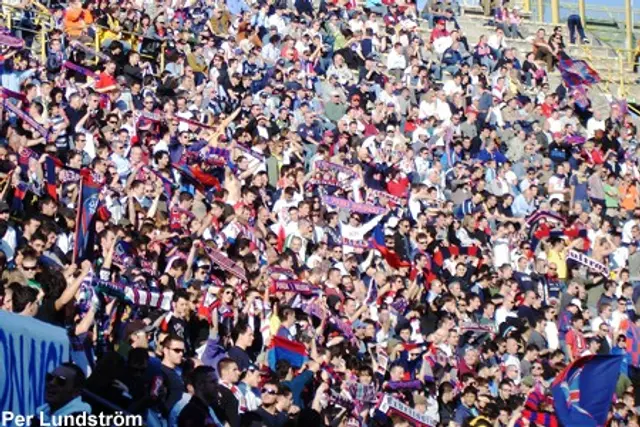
[22,265,37,271]
[261,388,278,395]
[170,348,185,354]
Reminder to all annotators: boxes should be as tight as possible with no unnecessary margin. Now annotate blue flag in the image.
[551,355,623,427]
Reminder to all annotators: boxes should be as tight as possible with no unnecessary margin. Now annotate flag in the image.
[370,240,411,269]
[174,163,221,194]
[551,355,623,427]
[44,155,63,200]
[625,321,640,367]
[267,336,308,371]
[558,57,600,87]
[73,170,105,261]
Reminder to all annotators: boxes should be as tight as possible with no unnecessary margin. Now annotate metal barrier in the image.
[0,3,166,72]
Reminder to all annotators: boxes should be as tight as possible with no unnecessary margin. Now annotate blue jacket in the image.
[442,48,462,66]
[476,148,507,164]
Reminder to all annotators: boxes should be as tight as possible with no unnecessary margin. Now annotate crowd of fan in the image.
[1,0,640,426]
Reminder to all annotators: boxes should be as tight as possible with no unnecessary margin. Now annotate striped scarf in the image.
[323,196,388,215]
[4,101,48,137]
[219,380,247,413]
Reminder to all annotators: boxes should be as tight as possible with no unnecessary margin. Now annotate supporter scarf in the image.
[302,301,327,320]
[516,411,559,427]
[565,249,609,276]
[1,87,27,102]
[267,266,296,278]
[94,278,128,301]
[217,303,235,319]
[348,382,378,403]
[235,144,265,163]
[423,345,450,369]
[315,160,357,177]
[235,222,265,252]
[203,246,247,282]
[384,380,423,391]
[390,297,408,315]
[139,110,215,130]
[377,394,437,427]
[402,342,428,353]
[69,40,111,62]
[565,135,586,145]
[76,272,97,314]
[342,237,372,249]
[330,316,356,343]
[60,168,81,183]
[138,111,163,122]
[113,241,135,267]
[526,209,566,226]
[0,32,24,48]
[62,61,97,79]
[306,177,350,189]
[376,347,389,376]
[94,278,173,311]
[3,100,48,137]
[272,280,318,295]
[460,322,495,335]
[514,385,559,427]
[175,115,216,130]
[219,380,247,413]
[366,188,406,206]
[323,196,387,215]
[127,287,172,311]
[329,389,354,410]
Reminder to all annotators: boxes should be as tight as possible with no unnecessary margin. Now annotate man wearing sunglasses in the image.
[161,335,186,414]
[241,379,287,426]
[177,366,224,427]
[32,363,91,427]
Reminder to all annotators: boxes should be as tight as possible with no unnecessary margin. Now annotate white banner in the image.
[0,311,70,422]
[378,394,437,427]
[566,249,609,276]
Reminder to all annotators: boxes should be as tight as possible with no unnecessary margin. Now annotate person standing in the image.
[213,358,243,427]
[178,366,224,427]
[160,335,186,414]
[32,363,92,427]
